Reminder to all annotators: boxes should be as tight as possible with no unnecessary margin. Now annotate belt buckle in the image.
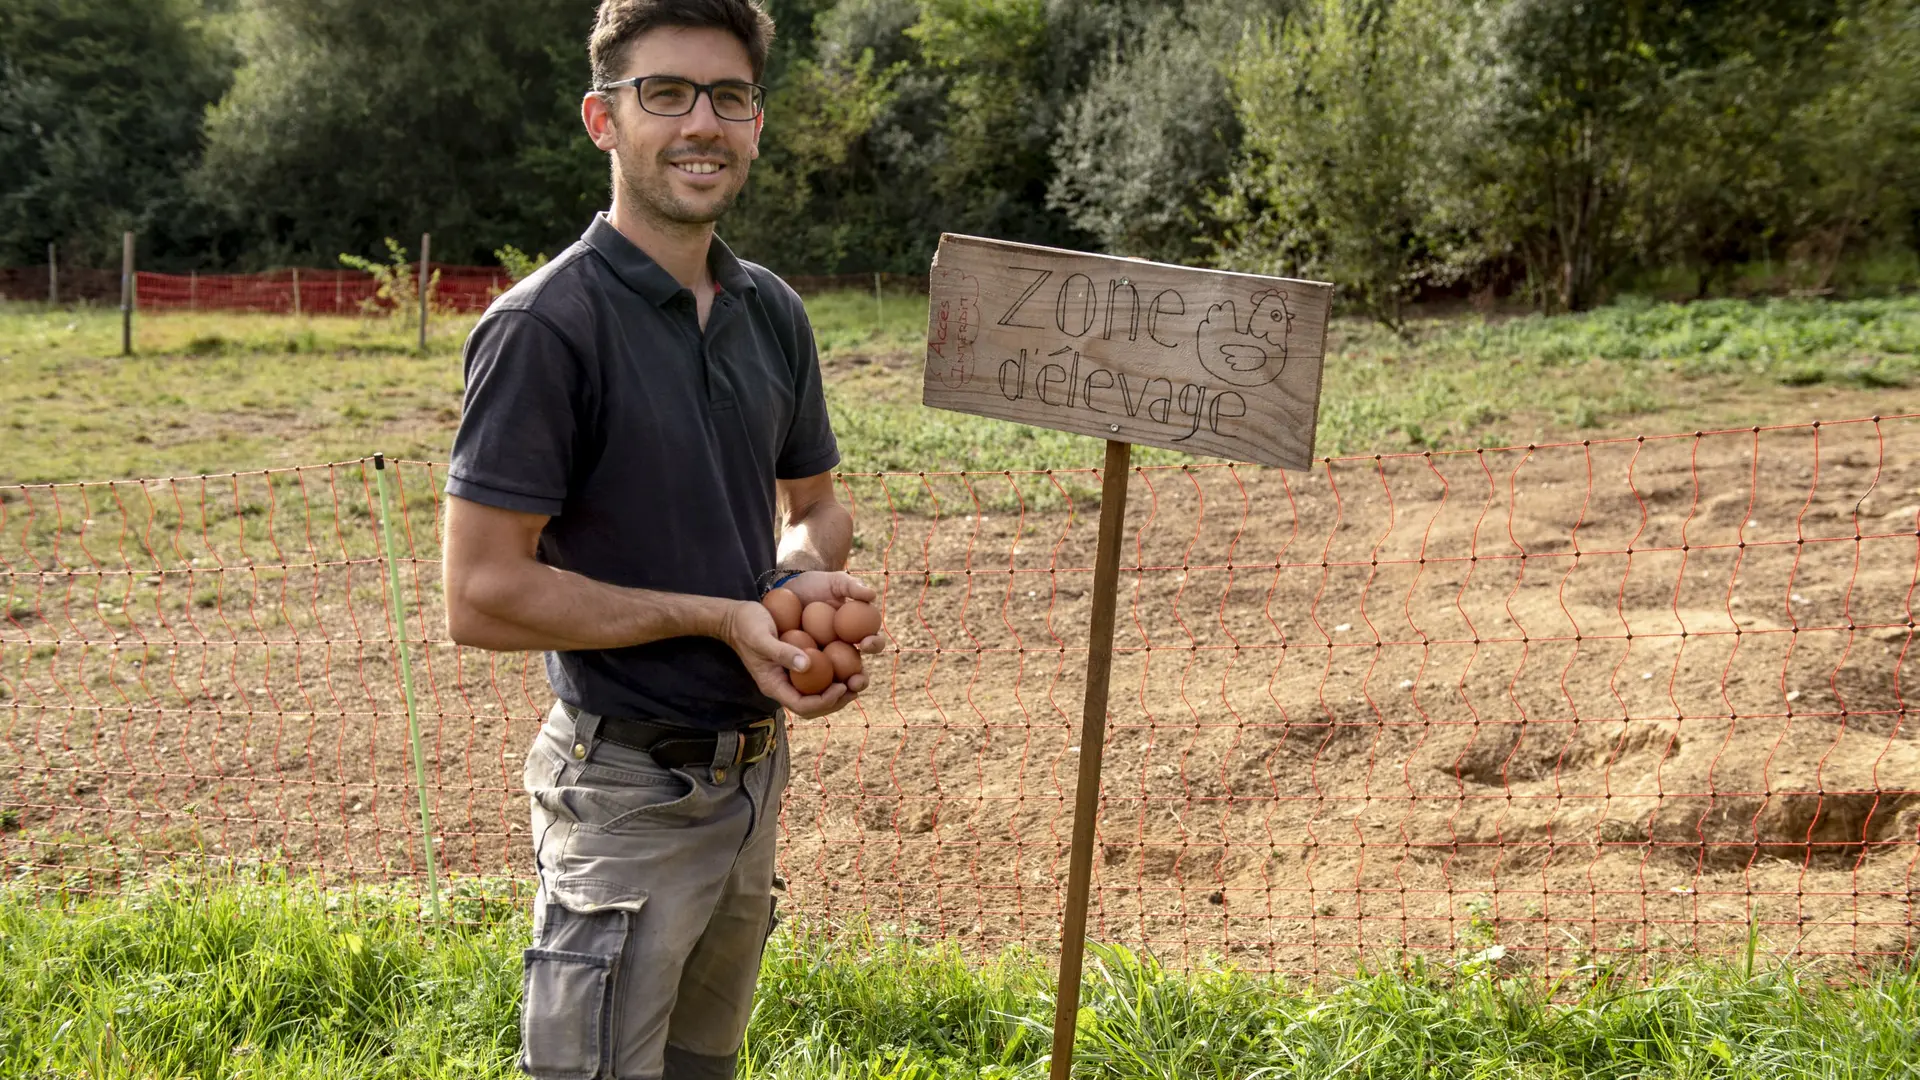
[735,716,777,766]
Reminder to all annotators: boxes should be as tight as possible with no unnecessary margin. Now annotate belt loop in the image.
[710,730,741,783]
[571,707,602,745]
[568,706,603,762]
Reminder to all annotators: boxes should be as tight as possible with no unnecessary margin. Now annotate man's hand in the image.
[718,599,855,719]
[780,571,890,695]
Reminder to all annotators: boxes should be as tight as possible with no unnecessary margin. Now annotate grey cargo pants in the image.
[519,700,786,1080]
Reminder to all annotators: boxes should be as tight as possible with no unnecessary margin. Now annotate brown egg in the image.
[833,599,882,643]
[761,588,802,635]
[801,601,838,648]
[780,629,817,654]
[790,649,833,695]
[823,640,863,681]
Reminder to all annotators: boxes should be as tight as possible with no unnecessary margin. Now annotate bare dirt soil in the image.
[3,417,1916,980]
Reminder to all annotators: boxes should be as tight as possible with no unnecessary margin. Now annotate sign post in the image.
[920,234,1332,1077]
[1047,435,1130,1079]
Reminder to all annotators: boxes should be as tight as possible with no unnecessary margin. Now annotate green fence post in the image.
[373,452,444,921]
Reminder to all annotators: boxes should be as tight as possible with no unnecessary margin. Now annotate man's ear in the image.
[583,92,619,152]
[750,111,763,159]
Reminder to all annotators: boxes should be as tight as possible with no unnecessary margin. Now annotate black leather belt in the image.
[595,714,777,770]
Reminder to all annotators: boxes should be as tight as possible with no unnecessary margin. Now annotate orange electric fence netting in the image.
[2,417,1916,982]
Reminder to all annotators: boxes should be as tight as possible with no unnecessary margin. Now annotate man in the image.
[440,2,883,1077]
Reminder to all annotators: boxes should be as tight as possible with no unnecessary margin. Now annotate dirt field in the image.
[3,415,1916,980]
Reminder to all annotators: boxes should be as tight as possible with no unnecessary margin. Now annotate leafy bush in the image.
[339,238,438,322]
[492,245,548,284]
[1210,0,1487,331]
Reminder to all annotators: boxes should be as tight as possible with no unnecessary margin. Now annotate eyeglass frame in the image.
[597,75,767,121]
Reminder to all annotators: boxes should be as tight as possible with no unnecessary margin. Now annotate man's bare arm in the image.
[442,495,734,652]
[443,494,851,716]
[774,471,853,572]
[772,472,889,676]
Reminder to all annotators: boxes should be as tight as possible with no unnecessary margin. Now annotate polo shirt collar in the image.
[583,211,756,306]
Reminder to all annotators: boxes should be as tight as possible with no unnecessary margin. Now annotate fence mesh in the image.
[1,265,932,312]
[130,267,511,315]
[3,416,1916,981]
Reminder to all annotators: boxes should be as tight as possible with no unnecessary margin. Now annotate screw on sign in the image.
[921,233,1333,1080]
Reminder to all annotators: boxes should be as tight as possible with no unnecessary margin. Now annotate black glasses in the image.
[600,76,765,121]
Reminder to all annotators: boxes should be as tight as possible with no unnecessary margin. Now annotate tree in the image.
[1776,0,1920,287]
[723,0,1125,274]
[0,0,237,268]
[1617,2,1843,296]
[1048,1,1286,264]
[194,0,599,266]
[1458,0,1732,311]
[723,49,902,271]
[1210,0,1486,330]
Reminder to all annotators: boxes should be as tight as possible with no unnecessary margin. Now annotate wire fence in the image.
[0,264,932,313]
[131,267,513,316]
[0,262,507,314]
[2,416,1916,983]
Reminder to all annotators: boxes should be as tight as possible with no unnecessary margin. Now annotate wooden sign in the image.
[923,234,1333,470]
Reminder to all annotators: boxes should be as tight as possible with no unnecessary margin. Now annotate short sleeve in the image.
[445,311,589,516]
[775,297,840,480]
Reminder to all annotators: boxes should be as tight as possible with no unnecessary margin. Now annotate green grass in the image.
[1622,250,1920,301]
[2,876,1916,1078]
[0,306,470,483]
[818,293,1919,481]
[1321,294,1920,452]
[2,293,1916,488]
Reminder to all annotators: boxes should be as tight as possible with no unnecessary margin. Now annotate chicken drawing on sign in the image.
[1195,289,1293,387]
[929,267,981,388]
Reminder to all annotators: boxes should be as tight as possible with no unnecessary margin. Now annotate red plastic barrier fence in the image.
[2,417,1916,982]
[129,266,511,316]
[3,265,921,310]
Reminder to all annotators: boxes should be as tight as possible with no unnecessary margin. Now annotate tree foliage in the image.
[3,0,1914,307]
[1210,0,1487,329]
[1214,0,1912,313]
[1777,0,1920,286]
[194,0,599,266]
[1048,2,1282,264]
[0,0,236,268]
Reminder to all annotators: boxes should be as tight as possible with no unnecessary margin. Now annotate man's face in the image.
[589,26,763,229]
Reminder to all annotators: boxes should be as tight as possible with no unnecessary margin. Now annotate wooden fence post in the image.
[189,270,197,311]
[1047,439,1131,1080]
[120,232,134,356]
[47,243,57,306]
[418,233,431,351]
[293,267,302,317]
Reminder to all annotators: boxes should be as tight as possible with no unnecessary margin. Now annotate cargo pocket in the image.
[520,882,646,1080]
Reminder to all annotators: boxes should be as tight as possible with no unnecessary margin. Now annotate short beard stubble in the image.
[611,122,749,236]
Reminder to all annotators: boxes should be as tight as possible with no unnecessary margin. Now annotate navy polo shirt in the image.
[445,213,839,730]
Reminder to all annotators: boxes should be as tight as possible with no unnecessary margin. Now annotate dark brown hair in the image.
[590,0,776,86]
